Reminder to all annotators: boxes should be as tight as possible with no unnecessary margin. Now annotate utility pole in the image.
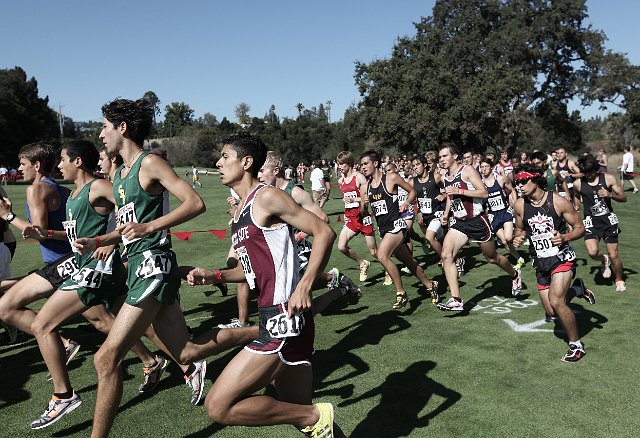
[57,103,65,144]
[326,100,332,123]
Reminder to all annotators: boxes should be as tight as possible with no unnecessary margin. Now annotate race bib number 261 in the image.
[266,312,304,338]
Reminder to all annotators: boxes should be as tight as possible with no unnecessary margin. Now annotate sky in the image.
[1,0,638,123]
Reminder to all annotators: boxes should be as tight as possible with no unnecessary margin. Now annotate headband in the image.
[514,171,541,181]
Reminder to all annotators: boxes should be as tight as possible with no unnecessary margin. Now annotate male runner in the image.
[360,151,439,309]
[74,99,257,437]
[620,146,638,193]
[411,155,445,264]
[573,154,627,291]
[336,151,377,282]
[555,147,581,199]
[186,134,343,437]
[436,143,521,311]
[512,163,594,362]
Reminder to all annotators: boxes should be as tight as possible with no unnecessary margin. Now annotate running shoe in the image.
[46,340,81,381]
[437,297,464,312]
[425,280,440,304]
[571,278,595,305]
[30,391,82,430]
[561,343,586,362]
[383,271,393,286]
[301,402,334,437]
[401,267,411,274]
[139,356,168,393]
[601,255,611,279]
[185,360,207,405]
[615,280,627,292]
[513,257,525,271]
[217,318,251,329]
[327,268,340,290]
[456,257,466,277]
[511,268,522,296]
[359,260,371,282]
[338,274,362,298]
[392,293,408,309]
[1,322,17,343]
[544,315,557,323]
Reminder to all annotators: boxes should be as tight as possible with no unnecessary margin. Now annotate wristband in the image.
[564,233,571,242]
[94,236,101,248]
[212,269,222,284]
[295,232,305,242]
[459,188,464,196]
[47,230,54,239]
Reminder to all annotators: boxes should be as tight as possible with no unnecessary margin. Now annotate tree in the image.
[353,0,639,152]
[0,67,58,164]
[235,102,251,126]
[295,103,304,118]
[162,102,194,137]
[142,91,161,126]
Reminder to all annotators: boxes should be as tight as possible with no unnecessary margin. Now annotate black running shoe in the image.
[561,343,586,362]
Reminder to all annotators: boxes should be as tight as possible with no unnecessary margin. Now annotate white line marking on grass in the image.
[502,319,554,333]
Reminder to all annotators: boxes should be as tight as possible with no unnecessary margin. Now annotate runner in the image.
[192,165,203,188]
[573,153,627,291]
[436,143,521,312]
[555,147,581,200]
[620,146,638,193]
[360,150,439,308]
[336,151,377,282]
[186,134,344,437]
[512,163,594,362]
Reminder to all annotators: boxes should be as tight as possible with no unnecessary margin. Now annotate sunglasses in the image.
[515,177,532,186]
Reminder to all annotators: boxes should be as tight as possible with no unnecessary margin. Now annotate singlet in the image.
[556,160,573,189]
[578,174,613,220]
[26,177,72,262]
[443,165,483,221]
[545,168,556,193]
[339,174,363,221]
[112,152,170,257]
[63,180,110,268]
[231,183,299,308]
[413,171,444,217]
[368,174,402,232]
[484,177,509,213]
[522,192,572,262]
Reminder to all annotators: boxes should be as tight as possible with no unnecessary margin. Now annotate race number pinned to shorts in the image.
[451,198,466,218]
[530,233,559,258]
[583,216,593,229]
[608,213,619,225]
[558,245,577,262]
[136,253,172,279]
[362,215,373,226]
[117,202,141,245]
[488,194,505,212]
[71,268,103,289]
[266,312,304,338]
[56,257,80,278]
[235,246,257,289]
[418,197,432,214]
[393,218,407,230]
[62,220,79,253]
[371,200,388,217]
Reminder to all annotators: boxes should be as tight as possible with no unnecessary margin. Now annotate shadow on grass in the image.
[338,360,461,437]
[552,303,608,343]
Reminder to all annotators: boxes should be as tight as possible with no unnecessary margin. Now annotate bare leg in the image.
[606,242,623,282]
[337,226,365,266]
[376,232,407,294]
[547,270,579,342]
[236,282,250,325]
[440,229,469,299]
[479,240,516,277]
[393,244,434,289]
[0,273,54,334]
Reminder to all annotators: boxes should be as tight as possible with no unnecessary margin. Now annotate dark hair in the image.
[63,140,100,170]
[101,98,154,146]
[18,142,56,174]
[360,150,381,167]
[100,146,124,166]
[514,163,546,189]
[411,155,429,166]
[577,153,600,175]
[439,142,459,157]
[480,157,494,167]
[530,151,547,163]
[221,134,267,178]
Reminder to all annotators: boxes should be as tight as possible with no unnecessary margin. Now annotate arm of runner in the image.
[185,265,246,286]
[440,194,451,226]
[512,199,526,247]
[389,173,416,212]
[0,185,51,236]
[357,173,370,212]
[74,229,122,254]
[551,193,585,246]
[601,173,627,202]
[259,187,335,317]
[118,154,206,242]
[569,160,583,179]
[291,186,328,222]
[572,179,582,211]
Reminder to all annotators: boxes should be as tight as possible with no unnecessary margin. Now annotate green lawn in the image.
[1,171,639,437]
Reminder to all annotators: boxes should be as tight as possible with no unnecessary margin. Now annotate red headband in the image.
[514,171,541,181]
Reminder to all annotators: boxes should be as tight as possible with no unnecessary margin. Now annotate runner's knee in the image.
[31,316,54,338]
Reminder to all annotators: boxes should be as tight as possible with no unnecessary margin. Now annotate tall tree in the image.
[162,102,194,137]
[142,91,161,126]
[0,67,58,164]
[235,102,251,126]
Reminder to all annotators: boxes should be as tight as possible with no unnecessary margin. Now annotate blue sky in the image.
[1,0,638,123]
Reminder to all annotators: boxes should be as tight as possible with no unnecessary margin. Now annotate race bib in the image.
[608,213,619,225]
[371,200,389,217]
[296,239,312,272]
[583,216,593,229]
[71,268,103,289]
[488,194,505,212]
[117,202,141,245]
[507,206,514,215]
[393,218,407,230]
[558,191,567,199]
[56,257,80,278]
[236,246,256,289]
[530,232,559,258]
[266,312,304,338]
[343,190,359,209]
[590,200,609,217]
[135,253,172,279]
[397,189,408,204]
[362,215,373,226]
[451,198,466,218]
[418,197,432,214]
[558,245,576,262]
[63,220,79,253]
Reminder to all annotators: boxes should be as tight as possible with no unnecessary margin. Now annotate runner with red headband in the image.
[512,163,595,362]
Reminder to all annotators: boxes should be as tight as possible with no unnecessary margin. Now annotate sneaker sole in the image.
[30,399,82,430]
[139,358,169,393]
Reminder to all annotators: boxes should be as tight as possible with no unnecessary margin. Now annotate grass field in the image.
[1,169,639,437]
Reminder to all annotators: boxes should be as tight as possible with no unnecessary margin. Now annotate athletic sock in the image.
[54,390,74,399]
[184,363,196,378]
[569,340,583,349]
